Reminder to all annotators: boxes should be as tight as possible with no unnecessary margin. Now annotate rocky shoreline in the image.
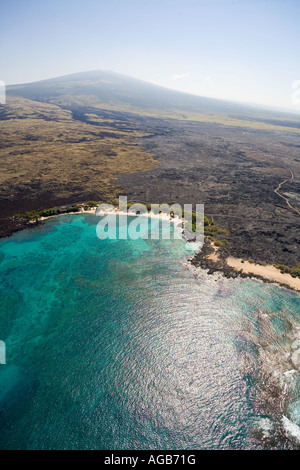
[190,239,300,293]
[243,310,300,449]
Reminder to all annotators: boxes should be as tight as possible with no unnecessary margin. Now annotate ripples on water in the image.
[0,214,299,449]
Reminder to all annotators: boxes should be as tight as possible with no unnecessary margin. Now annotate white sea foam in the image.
[282,415,300,443]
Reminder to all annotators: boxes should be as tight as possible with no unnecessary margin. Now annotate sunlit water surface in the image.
[0,214,299,449]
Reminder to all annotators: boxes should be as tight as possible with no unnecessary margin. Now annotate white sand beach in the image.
[227,256,300,292]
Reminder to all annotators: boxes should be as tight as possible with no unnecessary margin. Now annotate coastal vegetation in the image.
[15,205,82,220]
[275,263,300,279]
[14,202,229,249]
[202,216,229,246]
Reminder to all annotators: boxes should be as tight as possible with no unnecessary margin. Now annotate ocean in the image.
[0,213,299,449]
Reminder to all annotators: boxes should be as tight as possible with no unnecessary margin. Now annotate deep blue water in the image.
[0,214,299,449]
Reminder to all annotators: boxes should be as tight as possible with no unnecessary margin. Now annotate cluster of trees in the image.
[15,201,230,249]
[275,263,300,279]
[202,216,229,247]
[15,205,80,220]
[82,201,100,210]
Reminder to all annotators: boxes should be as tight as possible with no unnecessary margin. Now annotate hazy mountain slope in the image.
[8,71,300,131]
[7,70,243,112]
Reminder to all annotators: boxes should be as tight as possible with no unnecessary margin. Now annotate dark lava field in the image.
[117,115,300,266]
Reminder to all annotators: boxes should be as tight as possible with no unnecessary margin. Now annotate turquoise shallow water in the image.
[0,214,299,449]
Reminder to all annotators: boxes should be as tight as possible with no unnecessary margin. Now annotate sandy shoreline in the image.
[40,206,183,223]
[25,207,300,294]
[226,256,300,292]
[193,240,300,293]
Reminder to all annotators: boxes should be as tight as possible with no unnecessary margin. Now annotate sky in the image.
[1,0,300,112]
